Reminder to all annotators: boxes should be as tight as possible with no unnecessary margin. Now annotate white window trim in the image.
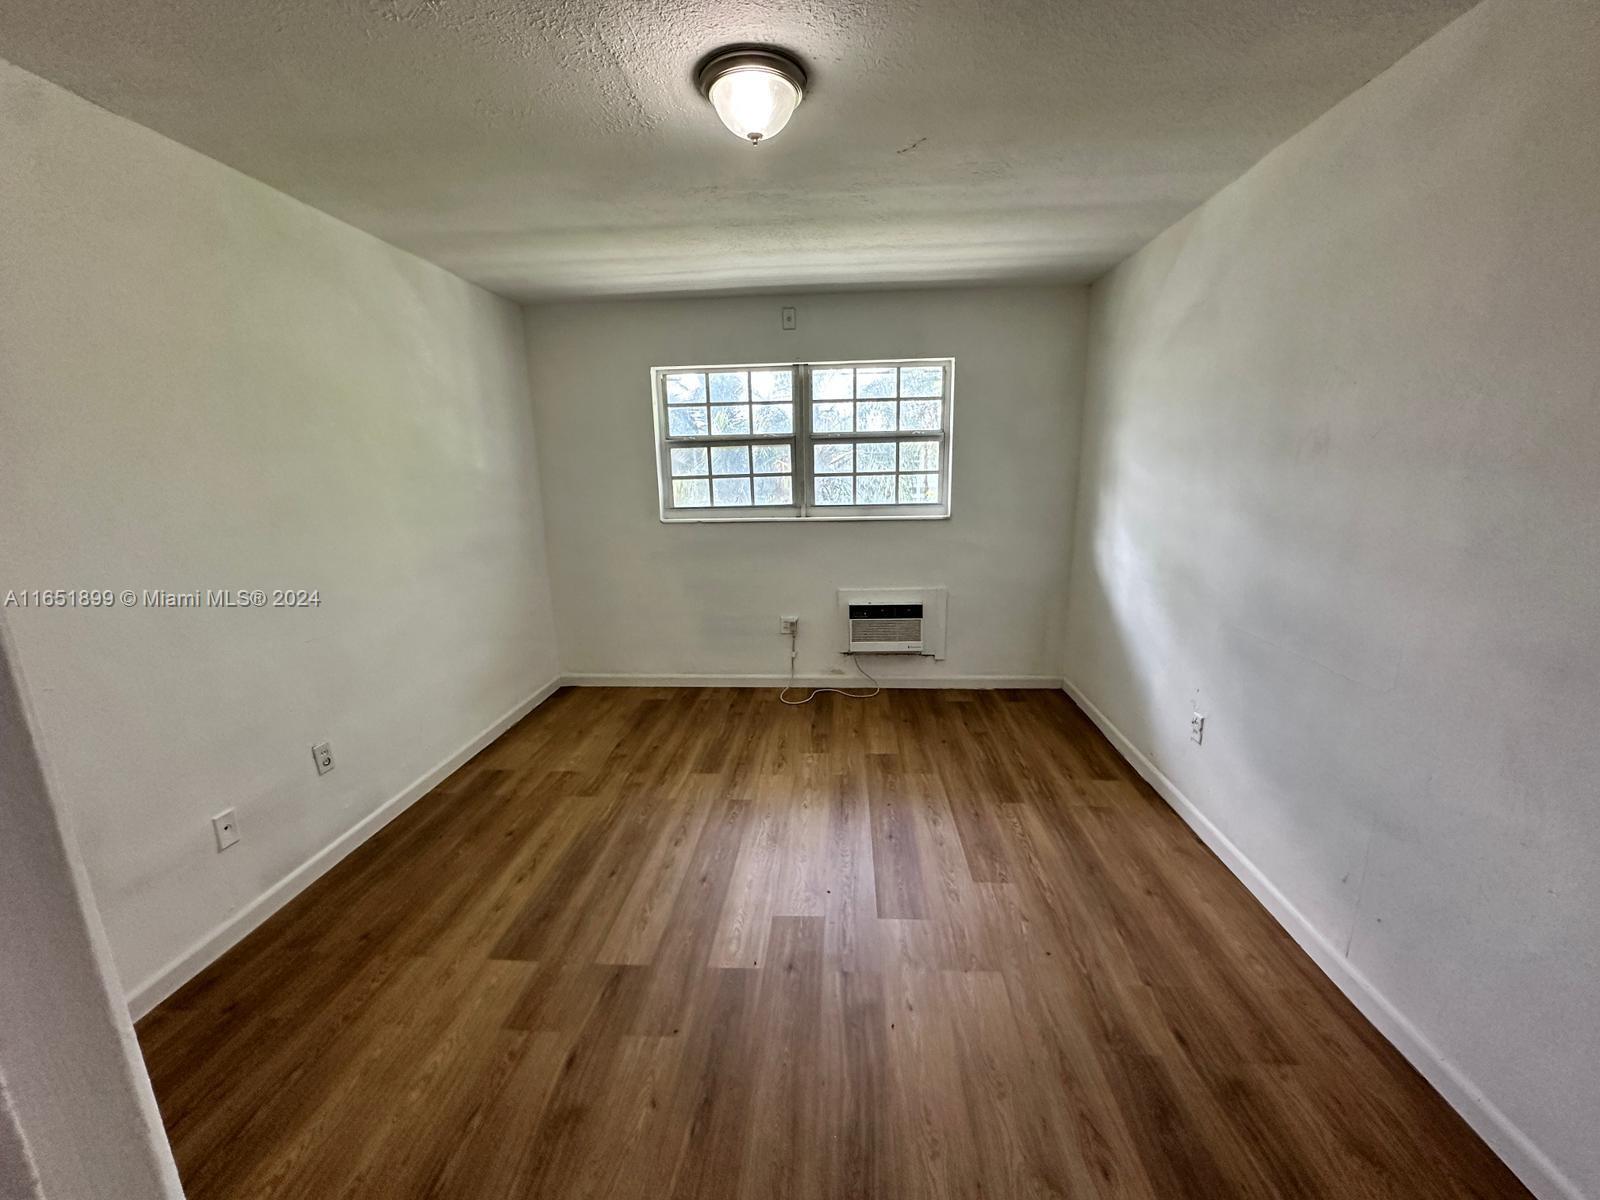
[651,357,955,523]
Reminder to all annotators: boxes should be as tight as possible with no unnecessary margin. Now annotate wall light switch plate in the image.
[781,306,797,331]
[1190,713,1205,745]
[312,741,335,775]
[212,810,240,851]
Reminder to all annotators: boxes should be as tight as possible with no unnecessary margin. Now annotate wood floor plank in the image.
[658,967,760,1200]
[596,785,714,966]
[137,687,1534,1200]
[738,916,825,1200]
[883,962,984,1200]
[423,1029,573,1200]
[867,752,927,919]
[946,967,1096,1198]
[708,778,788,968]
[818,963,893,1199]
[630,786,750,1036]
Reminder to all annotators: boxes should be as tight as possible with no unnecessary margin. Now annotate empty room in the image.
[2,0,1597,1197]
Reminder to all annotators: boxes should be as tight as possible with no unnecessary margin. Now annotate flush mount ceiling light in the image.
[696,46,806,147]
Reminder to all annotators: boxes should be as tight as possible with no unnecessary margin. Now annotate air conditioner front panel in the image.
[848,603,925,654]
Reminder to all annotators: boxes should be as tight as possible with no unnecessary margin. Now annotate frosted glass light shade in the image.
[707,66,802,145]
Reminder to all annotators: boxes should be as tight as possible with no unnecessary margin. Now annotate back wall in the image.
[524,286,1086,686]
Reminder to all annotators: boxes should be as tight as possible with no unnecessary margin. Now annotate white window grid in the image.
[652,358,954,522]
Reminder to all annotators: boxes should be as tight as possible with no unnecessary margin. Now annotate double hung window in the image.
[653,358,954,521]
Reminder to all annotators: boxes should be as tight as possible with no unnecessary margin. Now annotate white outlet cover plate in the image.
[212,811,239,851]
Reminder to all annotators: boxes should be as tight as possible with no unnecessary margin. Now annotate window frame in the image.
[651,357,955,524]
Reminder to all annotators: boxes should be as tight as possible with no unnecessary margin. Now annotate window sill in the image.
[659,511,952,525]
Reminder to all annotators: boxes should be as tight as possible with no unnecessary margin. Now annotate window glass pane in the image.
[665,373,706,405]
[712,477,752,506]
[753,475,793,506]
[750,370,793,403]
[856,401,896,432]
[857,474,895,505]
[855,441,896,472]
[752,444,792,474]
[856,368,897,398]
[814,443,854,474]
[710,405,751,435]
[899,366,943,397]
[670,447,708,476]
[814,368,853,400]
[672,478,711,507]
[815,475,853,505]
[711,445,750,475]
[899,399,941,431]
[899,440,940,471]
[812,402,853,433]
[709,371,748,404]
[898,473,940,504]
[668,406,708,437]
[752,403,793,435]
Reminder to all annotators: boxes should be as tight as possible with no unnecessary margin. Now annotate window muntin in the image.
[810,439,941,507]
[654,358,952,521]
[663,367,795,439]
[668,441,795,509]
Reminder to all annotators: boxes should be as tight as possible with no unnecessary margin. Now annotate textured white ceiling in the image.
[0,0,1476,300]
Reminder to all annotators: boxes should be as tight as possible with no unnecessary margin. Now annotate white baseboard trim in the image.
[126,676,564,1020]
[1060,679,1581,1200]
[561,672,1064,690]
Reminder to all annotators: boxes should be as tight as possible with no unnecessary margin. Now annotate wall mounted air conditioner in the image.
[837,588,947,659]
[847,602,925,654]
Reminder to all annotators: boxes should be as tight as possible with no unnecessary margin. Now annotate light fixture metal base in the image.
[695,45,808,101]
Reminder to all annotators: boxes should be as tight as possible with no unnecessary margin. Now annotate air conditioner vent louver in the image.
[848,603,925,654]
[853,618,921,642]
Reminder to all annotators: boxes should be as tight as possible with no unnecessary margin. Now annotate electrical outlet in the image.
[1190,712,1205,745]
[779,615,799,635]
[780,306,797,331]
[312,741,335,775]
[212,810,240,851]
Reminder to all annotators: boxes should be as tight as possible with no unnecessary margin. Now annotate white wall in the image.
[0,624,182,1200]
[0,1079,40,1200]
[525,287,1086,685]
[1064,2,1600,1197]
[0,58,562,1010]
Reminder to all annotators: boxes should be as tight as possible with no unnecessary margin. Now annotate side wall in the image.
[525,287,1087,685]
[1064,2,1600,1197]
[0,58,563,1010]
[0,623,182,1200]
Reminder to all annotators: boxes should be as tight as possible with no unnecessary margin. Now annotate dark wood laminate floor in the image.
[137,687,1531,1199]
